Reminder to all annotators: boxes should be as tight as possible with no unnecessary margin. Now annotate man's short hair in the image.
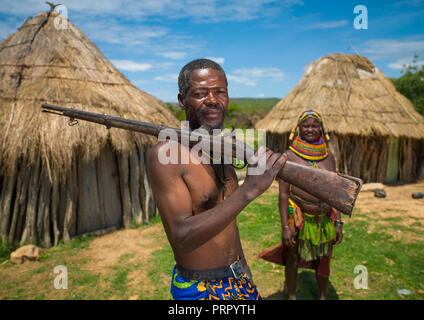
[178,58,228,96]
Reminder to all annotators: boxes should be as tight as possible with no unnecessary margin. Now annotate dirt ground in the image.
[356,181,424,219]
[61,180,424,282]
[354,181,424,242]
[1,180,423,299]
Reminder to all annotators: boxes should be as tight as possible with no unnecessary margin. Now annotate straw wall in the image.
[0,11,178,247]
[266,132,423,184]
[0,142,157,247]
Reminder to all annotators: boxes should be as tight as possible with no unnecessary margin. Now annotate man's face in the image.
[178,68,229,132]
[299,118,321,143]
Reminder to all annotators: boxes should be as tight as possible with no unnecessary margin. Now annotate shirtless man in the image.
[147,59,287,300]
[279,111,343,300]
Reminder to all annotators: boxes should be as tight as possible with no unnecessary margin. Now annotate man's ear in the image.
[178,93,186,110]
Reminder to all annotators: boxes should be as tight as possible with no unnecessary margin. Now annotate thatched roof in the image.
[256,54,424,139]
[0,11,179,178]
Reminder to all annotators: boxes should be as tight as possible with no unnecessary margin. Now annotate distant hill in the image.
[166,97,280,128]
[227,98,280,113]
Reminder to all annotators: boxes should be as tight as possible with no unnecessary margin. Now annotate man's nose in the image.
[204,90,218,105]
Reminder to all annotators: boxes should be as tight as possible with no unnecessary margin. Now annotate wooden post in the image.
[95,144,122,229]
[0,165,18,242]
[367,139,379,182]
[138,147,147,223]
[50,170,60,246]
[377,139,389,182]
[118,153,131,228]
[7,164,29,244]
[142,150,156,219]
[77,154,104,235]
[37,169,52,248]
[386,137,400,183]
[20,156,41,245]
[129,150,143,225]
[419,139,424,180]
[63,159,78,242]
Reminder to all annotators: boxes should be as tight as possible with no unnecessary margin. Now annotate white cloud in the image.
[154,73,179,82]
[205,56,225,65]
[388,58,424,70]
[148,87,179,102]
[74,17,202,57]
[394,0,424,7]
[359,38,424,72]
[228,67,285,86]
[111,59,152,72]
[0,0,302,23]
[79,19,169,46]
[362,39,424,58]
[158,52,187,60]
[306,20,349,29]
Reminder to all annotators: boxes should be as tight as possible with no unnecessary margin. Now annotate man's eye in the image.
[193,92,206,98]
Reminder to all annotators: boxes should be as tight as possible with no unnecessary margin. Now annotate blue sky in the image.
[1,0,423,102]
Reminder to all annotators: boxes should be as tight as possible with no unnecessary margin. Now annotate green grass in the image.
[238,192,424,300]
[126,188,424,300]
[1,188,423,300]
[0,238,17,264]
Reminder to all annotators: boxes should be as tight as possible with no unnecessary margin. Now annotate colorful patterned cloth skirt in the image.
[257,199,336,277]
[170,266,262,300]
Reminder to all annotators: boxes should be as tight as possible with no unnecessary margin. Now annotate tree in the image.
[391,54,424,115]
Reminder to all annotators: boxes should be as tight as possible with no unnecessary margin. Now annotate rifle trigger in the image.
[68,118,79,126]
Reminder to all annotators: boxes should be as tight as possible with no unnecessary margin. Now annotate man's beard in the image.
[192,105,227,134]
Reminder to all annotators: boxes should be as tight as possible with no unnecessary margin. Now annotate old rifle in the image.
[41,103,362,216]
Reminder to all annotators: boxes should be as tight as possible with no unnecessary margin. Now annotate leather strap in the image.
[176,262,252,281]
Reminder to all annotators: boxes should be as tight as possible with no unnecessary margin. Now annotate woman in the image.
[258,110,344,300]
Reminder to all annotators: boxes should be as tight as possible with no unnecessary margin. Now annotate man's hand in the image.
[333,225,343,245]
[282,227,296,247]
[242,146,287,200]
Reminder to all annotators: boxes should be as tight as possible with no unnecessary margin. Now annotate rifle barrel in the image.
[41,103,362,215]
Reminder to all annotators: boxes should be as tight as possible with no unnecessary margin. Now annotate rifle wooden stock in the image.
[41,103,362,216]
[278,163,361,217]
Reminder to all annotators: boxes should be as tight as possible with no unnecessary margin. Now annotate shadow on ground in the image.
[264,271,339,300]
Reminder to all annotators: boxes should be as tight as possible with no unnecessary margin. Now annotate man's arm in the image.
[147,144,287,253]
[327,152,343,244]
[279,151,297,247]
[279,179,296,247]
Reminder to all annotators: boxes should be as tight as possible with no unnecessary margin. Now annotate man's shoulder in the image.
[149,140,175,153]
[147,140,182,168]
[148,141,168,161]
[149,140,182,156]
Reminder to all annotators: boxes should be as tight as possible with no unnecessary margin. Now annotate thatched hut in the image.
[256,54,424,184]
[0,10,179,247]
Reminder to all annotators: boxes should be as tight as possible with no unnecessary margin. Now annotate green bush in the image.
[391,54,424,115]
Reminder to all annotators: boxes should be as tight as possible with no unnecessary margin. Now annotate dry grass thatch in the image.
[256,54,424,183]
[0,10,179,246]
[256,54,424,139]
[0,11,179,180]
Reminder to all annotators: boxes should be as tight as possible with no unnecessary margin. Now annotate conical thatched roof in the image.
[0,10,179,178]
[256,54,424,139]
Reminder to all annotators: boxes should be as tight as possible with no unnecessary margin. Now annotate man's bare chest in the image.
[182,163,237,213]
